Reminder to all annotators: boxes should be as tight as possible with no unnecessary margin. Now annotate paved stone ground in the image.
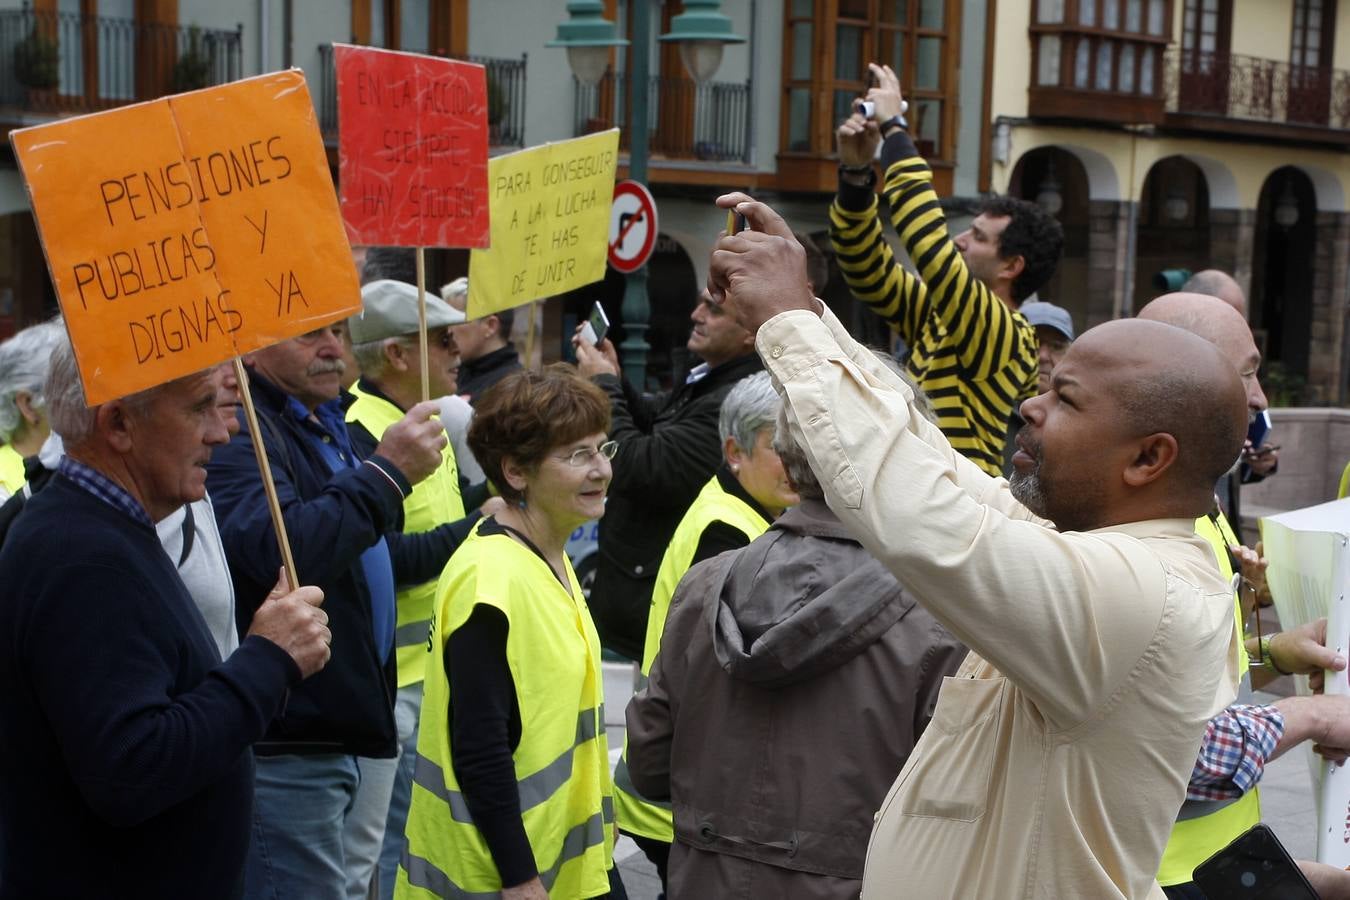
[602,674,1325,900]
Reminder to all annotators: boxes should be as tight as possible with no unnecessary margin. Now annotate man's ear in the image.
[999,253,1027,286]
[1122,432,1179,488]
[383,338,410,373]
[99,401,135,453]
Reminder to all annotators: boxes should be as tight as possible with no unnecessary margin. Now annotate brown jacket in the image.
[626,499,965,900]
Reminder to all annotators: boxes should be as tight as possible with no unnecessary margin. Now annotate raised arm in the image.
[206,414,407,609]
[759,309,1164,726]
[829,108,932,344]
[869,65,1036,387]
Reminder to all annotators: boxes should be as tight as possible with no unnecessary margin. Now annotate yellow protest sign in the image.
[10,70,358,404]
[467,129,618,319]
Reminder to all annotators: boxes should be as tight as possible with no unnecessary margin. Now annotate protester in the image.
[626,376,965,900]
[831,63,1061,475]
[573,293,762,660]
[0,319,64,499]
[1141,292,1350,897]
[156,362,244,660]
[397,366,624,900]
[613,371,798,890]
[207,319,474,900]
[343,279,493,900]
[442,277,524,403]
[0,332,331,899]
[1180,269,1278,530]
[1003,301,1075,474]
[710,192,1249,898]
[1183,268,1248,318]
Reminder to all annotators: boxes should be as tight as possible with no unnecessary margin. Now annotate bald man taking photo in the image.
[708,192,1248,899]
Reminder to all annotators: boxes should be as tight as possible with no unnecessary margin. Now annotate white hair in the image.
[0,318,65,443]
[718,371,780,455]
[45,330,167,447]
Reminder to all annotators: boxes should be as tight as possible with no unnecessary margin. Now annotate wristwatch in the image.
[879,114,908,135]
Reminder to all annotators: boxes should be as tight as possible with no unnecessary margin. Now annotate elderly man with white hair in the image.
[0,318,65,500]
[0,330,332,899]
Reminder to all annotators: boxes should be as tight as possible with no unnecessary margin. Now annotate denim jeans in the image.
[244,753,360,900]
[378,683,423,900]
[344,754,399,899]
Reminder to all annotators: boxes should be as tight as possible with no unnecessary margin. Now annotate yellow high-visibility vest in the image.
[346,383,464,687]
[0,444,25,496]
[1157,512,1261,886]
[397,520,614,899]
[614,475,769,843]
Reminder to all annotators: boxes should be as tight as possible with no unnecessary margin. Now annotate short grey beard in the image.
[1008,470,1049,518]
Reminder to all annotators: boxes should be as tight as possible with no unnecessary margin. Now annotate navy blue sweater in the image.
[0,476,299,899]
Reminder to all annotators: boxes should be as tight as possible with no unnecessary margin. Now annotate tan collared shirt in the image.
[758,307,1238,899]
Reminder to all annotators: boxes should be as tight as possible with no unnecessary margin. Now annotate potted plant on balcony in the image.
[172,26,214,92]
[13,29,59,107]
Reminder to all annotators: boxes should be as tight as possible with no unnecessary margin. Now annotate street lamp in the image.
[661,0,747,85]
[547,1,628,87]
[552,0,743,387]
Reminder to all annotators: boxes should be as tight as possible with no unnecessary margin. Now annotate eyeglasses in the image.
[557,440,618,467]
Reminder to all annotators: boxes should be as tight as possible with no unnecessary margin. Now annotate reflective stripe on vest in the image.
[410,705,605,824]
[346,384,464,687]
[396,522,613,899]
[402,806,613,899]
[616,476,770,844]
[1156,514,1262,886]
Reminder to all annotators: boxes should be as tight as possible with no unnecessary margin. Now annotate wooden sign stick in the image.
[416,246,430,403]
[524,301,538,370]
[233,356,299,589]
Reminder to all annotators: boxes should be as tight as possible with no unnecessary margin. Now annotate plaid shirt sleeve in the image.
[1187,703,1286,801]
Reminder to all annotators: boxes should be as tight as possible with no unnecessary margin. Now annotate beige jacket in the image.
[757,307,1239,900]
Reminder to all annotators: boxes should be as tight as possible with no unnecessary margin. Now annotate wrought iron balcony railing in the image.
[1164,47,1350,131]
[0,4,241,114]
[317,44,527,149]
[574,70,752,164]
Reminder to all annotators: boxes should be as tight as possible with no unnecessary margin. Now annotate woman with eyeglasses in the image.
[613,371,799,892]
[396,364,626,900]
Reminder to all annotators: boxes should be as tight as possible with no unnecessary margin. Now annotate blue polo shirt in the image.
[283,393,396,663]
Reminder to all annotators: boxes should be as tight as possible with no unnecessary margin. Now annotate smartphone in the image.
[578,303,610,347]
[1248,409,1273,450]
[1193,824,1319,899]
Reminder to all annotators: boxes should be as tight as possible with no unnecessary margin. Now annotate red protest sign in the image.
[336,44,490,248]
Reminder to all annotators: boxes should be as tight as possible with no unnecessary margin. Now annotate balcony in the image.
[574,70,752,166]
[1163,48,1350,144]
[0,5,241,120]
[316,44,527,150]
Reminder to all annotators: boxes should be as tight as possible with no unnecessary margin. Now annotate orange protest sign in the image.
[10,69,358,404]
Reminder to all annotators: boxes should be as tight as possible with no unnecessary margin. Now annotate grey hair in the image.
[772,349,934,501]
[718,371,780,455]
[45,330,168,447]
[350,336,399,379]
[0,318,66,443]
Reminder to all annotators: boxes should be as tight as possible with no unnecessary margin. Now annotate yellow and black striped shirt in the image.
[830,142,1037,476]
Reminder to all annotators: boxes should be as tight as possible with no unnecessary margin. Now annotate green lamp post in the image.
[552,0,743,388]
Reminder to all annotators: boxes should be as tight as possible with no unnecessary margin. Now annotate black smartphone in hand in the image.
[1193,824,1319,899]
